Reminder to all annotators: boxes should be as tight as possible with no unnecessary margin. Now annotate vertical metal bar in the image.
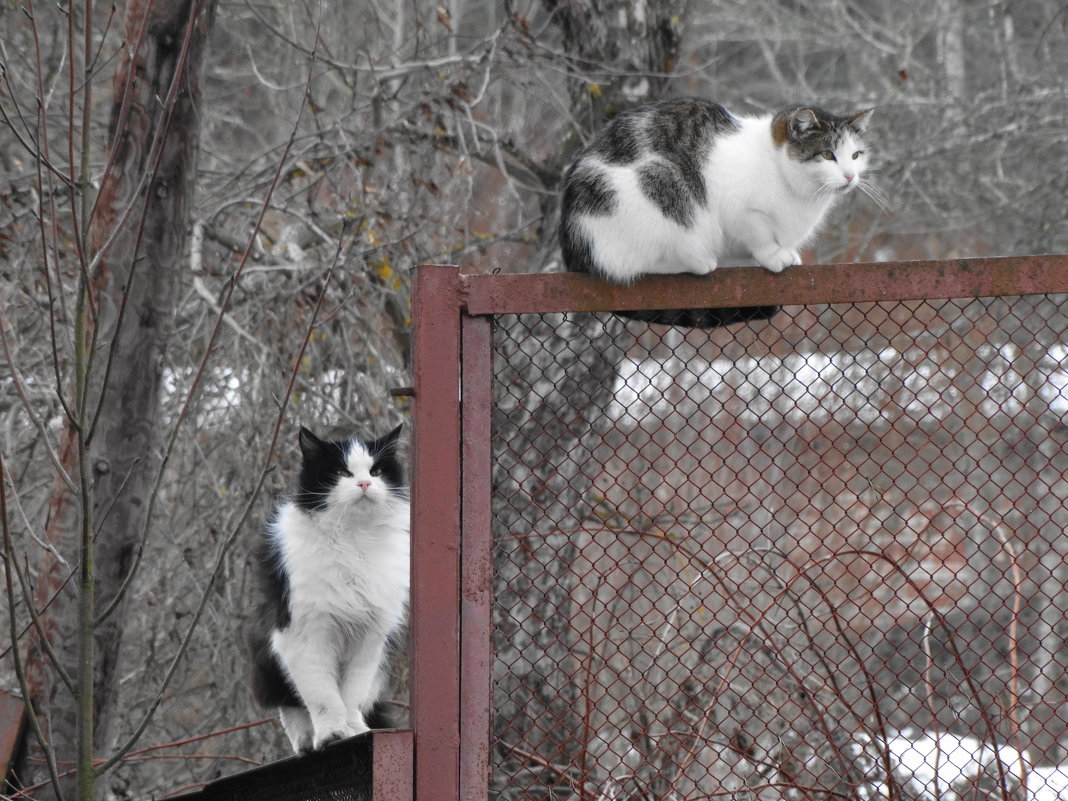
[460,313,494,800]
[411,265,463,801]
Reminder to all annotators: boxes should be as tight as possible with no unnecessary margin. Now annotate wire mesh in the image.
[489,297,1068,801]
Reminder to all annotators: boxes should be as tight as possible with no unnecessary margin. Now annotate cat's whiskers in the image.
[813,179,842,203]
[857,178,891,216]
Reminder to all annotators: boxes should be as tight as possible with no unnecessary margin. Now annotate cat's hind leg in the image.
[278,706,315,754]
[647,230,719,276]
[647,256,718,276]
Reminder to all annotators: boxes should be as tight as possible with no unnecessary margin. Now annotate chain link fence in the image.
[488,296,1068,801]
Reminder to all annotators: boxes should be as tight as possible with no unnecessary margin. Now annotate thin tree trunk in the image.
[938,0,967,103]
[23,1,217,798]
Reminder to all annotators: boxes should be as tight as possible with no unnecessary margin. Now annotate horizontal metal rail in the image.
[457,254,1068,314]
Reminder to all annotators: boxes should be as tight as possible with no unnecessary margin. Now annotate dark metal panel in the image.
[373,730,414,801]
[167,732,380,800]
[460,315,494,801]
[460,254,1068,315]
[411,265,463,801]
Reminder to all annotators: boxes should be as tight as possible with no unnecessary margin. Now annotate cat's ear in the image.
[298,427,327,460]
[788,108,820,139]
[377,423,404,453]
[847,108,874,133]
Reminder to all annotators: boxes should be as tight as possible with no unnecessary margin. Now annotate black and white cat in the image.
[559,98,876,328]
[249,424,409,753]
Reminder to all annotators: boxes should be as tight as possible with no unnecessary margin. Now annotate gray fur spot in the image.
[591,113,643,164]
[561,164,616,217]
[638,161,695,227]
[559,164,616,274]
[646,99,737,206]
[646,99,737,161]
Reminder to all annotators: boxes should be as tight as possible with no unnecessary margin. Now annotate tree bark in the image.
[23,1,217,798]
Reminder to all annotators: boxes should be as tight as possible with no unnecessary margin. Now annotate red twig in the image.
[120,718,274,760]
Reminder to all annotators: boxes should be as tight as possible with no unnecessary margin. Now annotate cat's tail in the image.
[612,304,780,330]
[364,700,402,730]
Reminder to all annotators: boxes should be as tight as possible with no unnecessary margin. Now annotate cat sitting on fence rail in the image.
[559,98,879,328]
[248,425,409,753]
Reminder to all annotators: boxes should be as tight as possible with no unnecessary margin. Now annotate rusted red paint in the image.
[459,254,1068,314]
[373,729,414,801]
[0,691,26,783]
[460,316,494,800]
[410,256,1068,798]
[411,265,463,801]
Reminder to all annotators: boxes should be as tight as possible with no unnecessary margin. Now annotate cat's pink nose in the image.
[357,480,371,491]
[845,173,855,183]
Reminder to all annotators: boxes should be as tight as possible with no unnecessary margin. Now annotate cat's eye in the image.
[852,150,863,160]
[339,468,354,478]
[370,466,383,477]
[820,150,836,161]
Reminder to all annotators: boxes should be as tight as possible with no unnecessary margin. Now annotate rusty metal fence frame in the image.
[409,254,1068,801]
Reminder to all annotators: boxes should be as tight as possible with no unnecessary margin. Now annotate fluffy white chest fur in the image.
[271,502,409,634]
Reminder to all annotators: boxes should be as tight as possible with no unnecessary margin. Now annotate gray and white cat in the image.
[559,98,875,328]
[249,425,409,753]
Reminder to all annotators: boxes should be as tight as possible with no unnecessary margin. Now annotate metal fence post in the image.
[411,264,464,801]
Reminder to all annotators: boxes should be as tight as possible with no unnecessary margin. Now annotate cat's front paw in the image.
[311,714,354,750]
[754,247,801,273]
[313,725,353,750]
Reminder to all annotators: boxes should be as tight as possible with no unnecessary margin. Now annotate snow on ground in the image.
[1030,766,1068,801]
[888,732,1027,794]
[877,732,1068,801]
